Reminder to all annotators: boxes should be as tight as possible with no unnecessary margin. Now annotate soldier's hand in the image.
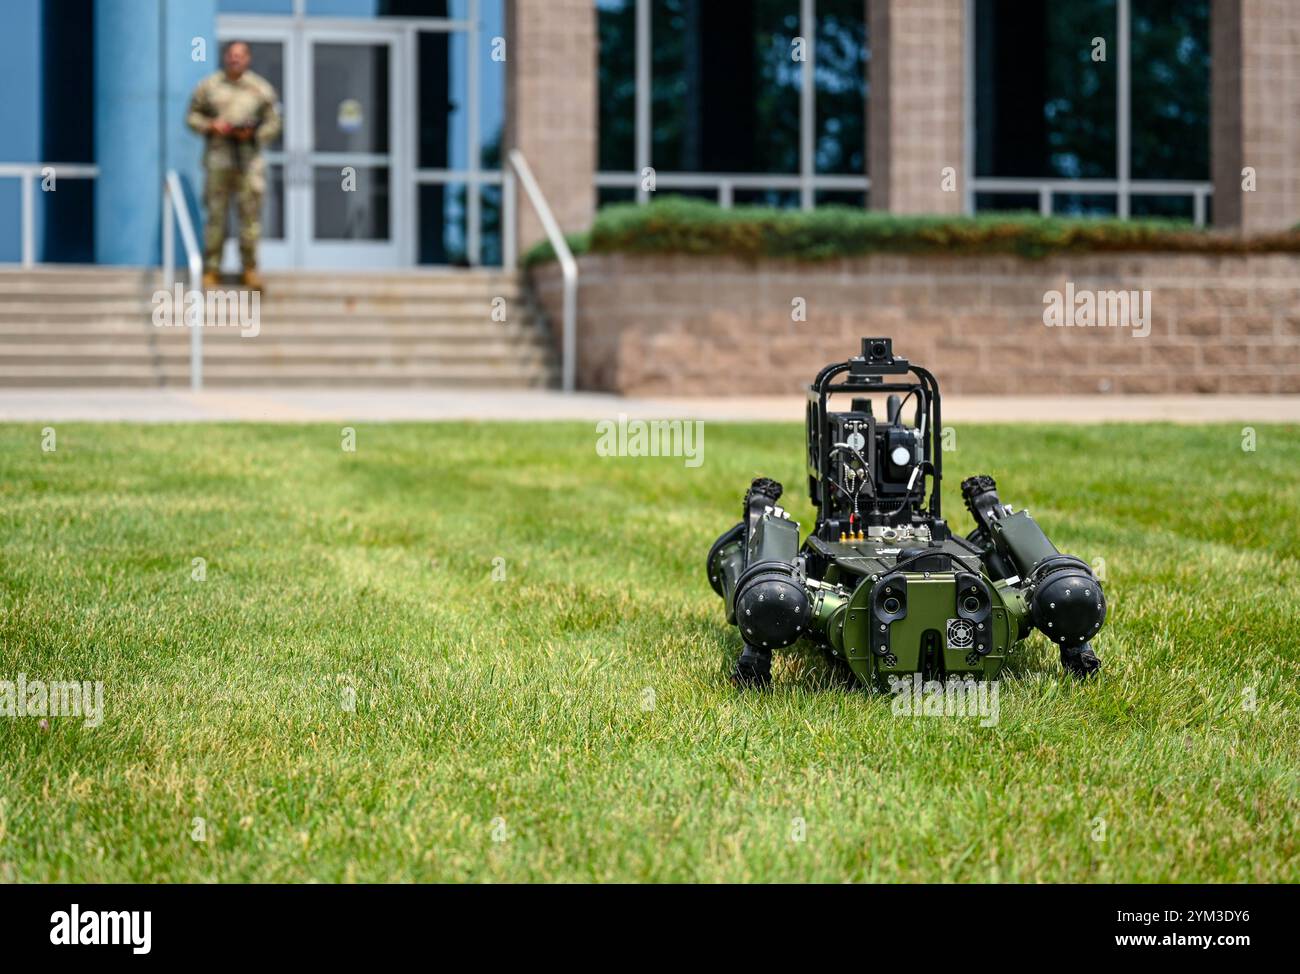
[211,120,233,136]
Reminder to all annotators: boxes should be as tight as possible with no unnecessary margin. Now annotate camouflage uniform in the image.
[186,70,282,274]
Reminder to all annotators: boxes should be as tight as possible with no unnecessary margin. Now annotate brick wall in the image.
[506,0,597,251]
[1212,0,1300,233]
[531,253,1300,395]
[867,0,965,214]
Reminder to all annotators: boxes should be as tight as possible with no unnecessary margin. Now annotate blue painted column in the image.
[162,0,219,241]
[95,0,217,266]
[0,0,42,263]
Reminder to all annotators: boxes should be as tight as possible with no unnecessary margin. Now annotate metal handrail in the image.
[0,162,99,267]
[506,149,578,393]
[162,169,204,391]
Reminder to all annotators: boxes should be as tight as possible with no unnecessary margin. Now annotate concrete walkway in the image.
[0,389,1298,423]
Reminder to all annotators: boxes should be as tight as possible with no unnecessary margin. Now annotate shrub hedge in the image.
[523,196,1300,266]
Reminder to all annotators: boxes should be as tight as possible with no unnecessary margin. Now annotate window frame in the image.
[964,0,1212,224]
[596,0,870,210]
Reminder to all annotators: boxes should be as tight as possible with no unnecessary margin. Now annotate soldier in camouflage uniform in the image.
[187,41,282,290]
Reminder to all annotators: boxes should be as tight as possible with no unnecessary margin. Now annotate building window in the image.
[416,1,506,264]
[814,0,867,178]
[41,0,96,262]
[598,0,636,175]
[971,0,1210,222]
[1129,0,1211,203]
[650,0,800,174]
[597,0,869,210]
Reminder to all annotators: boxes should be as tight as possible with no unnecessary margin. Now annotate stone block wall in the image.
[531,253,1300,395]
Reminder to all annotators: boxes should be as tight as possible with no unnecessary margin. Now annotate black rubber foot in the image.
[1060,642,1101,678]
[731,645,772,689]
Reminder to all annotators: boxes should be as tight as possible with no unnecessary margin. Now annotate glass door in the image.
[299,28,407,267]
[217,21,408,269]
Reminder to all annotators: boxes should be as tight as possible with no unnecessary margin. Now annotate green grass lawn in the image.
[1,420,1297,883]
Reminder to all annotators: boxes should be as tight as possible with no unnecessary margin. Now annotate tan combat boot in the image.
[242,268,264,291]
[202,271,220,289]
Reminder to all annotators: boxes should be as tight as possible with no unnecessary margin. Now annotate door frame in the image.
[216,16,411,269]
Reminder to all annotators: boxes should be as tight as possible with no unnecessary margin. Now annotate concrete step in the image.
[0,343,554,366]
[0,266,556,389]
[0,288,527,305]
[0,364,555,388]
[249,275,524,297]
[0,283,156,299]
[0,322,161,338]
[189,364,555,386]
[0,365,168,385]
[148,334,553,352]
[0,266,513,282]
[0,322,551,343]
[0,266,153,284]
[195,375,555,389]
[0,277,524,303]
[0,301,530,321]
[0,304,169,319]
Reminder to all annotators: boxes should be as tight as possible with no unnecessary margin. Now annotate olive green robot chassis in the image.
[707,339,1107,689]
